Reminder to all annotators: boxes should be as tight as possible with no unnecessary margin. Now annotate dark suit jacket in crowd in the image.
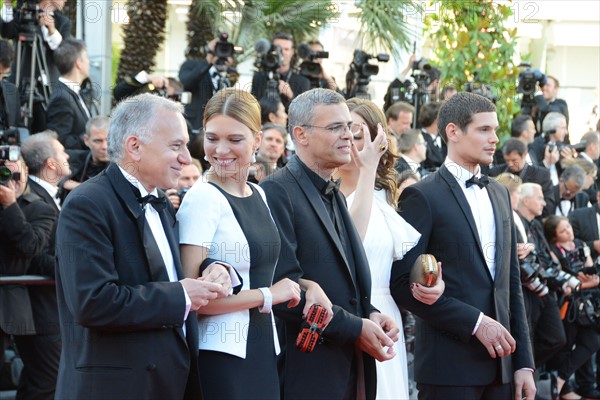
[46,80,90,150]
[391,165,534,386]
[54,163,201,400]
[179,59,217,131]
[251,70,310,111]
[421,131,447,172]
[489,163,555,217]
[261,155,378,399]
[569,205,600,259]
[548,184,590,216]
[0,80,21,128]
[0,189,56,336]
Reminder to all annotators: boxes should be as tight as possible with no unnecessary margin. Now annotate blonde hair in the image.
[203,88,261,134]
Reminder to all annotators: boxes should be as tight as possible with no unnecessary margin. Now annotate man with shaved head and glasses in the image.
[261,88,399,399]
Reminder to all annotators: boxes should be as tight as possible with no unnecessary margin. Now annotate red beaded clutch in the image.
[296,304,328,353]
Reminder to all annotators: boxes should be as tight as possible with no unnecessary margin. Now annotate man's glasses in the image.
[302,122,363,135]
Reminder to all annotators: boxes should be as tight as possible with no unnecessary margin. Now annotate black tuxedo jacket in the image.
[549,184,590,216]
[489,163,555,217]
[261,155,378,399]
[0,190,56,336]
[54,163,201,400]
[391,165,534,386]
[421,131,447,172]
[569,206,600,259]
[179,59,217,131]
[46,80,90,150]
[0,80,21,128]
[395,156,420,177]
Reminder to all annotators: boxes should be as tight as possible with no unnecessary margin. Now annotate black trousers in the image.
[417,381,513,400]
[551,320,600,381]
[13,333,61,400]
[523,290,567,367]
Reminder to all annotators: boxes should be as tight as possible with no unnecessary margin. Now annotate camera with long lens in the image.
[213,32,243,67]
[297,43,329,84]
[16,0,41,33]
[545,264,581,292]
[520,253,551,297]
[0,128,22,187]
[345,50,389,99]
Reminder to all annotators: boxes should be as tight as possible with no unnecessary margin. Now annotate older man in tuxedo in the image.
[261,88,398,399]
[391,92,536,400]
[55,94,230,399]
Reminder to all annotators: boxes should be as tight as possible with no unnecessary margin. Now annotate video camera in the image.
[297,43,329,82]
[16,0,42,33]
[0,128,22,186]
[254,39,283,74]
[345,50,389,99]
[212,32,243,67]
[517,63,547,116]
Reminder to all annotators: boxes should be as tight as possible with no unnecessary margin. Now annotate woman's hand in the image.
[578,272,600,289]
[301,280,333,327]
[411,262,444,305]
[270,278,301,308]
[351,123,387,172]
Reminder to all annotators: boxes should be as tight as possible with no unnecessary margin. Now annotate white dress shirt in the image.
[29,175,60,210]
[118,167,191,332]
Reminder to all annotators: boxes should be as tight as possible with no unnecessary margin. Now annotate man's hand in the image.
[0,180,17,208]
[543,145,560,166]
[514,369,536,400]
[147,74,168,89]
[357,318,396,362]
[179,278,222,311]
[278,80,293,99]
[475,315,516,358]
[165,188,180,210]
[517,243,534,260]
[369,312,400,343]
[201,263,233,298]
[38,12,56,35]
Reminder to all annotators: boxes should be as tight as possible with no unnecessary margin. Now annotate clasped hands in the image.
[180,263,233,311]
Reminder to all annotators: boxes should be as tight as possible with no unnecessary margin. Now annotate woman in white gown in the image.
[334,98,444,400]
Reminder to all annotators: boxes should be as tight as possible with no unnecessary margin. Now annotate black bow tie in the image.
[212,71,221,79]
[322,179,341,196]
[465,175,489,189]
[137,194,168,212]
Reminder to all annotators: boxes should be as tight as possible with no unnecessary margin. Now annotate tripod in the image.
[14,29,52,130]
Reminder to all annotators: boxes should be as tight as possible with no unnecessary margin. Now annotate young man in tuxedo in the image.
[54,94,231,399]
[391,92,536,400]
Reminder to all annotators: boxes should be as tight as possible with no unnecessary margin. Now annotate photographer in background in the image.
[179,34,236,131]
[165,158,202,210]
[59,116,108,202]
[529,112,574,185]
[113,70,171,103]
[296,40,338,91]
[1,0,72,133]
[383,54,440,112]
[0,39,22,130]
[513,182,567,375]
[251,32,310,110]
[0,155,60,400]
[537,76,570,141]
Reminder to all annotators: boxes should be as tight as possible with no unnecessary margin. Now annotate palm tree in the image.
[185,0,216,60]
[116,0,168,82]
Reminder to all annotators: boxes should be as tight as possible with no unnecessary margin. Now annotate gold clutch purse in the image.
[409,254,439,287]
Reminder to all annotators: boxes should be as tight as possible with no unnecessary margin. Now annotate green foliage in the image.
[424,0,520,142]
[192,0,339,63]
[352,0,421,60]
[112,43,121,87]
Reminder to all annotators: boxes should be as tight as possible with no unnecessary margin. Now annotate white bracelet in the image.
[258,287,272,314]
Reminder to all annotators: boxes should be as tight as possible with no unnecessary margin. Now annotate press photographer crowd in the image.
[1,1,600,400]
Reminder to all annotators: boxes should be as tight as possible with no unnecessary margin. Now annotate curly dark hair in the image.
[346,97,399,205]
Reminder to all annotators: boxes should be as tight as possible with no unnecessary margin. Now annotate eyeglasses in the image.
[302,122,362,135]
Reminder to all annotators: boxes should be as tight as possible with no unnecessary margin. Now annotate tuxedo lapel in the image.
[59,81,89,120]
[286,158,353,280]
[486,183,506,282]
[106,164,169,282]
[27,179,59,213]
[159,205,185,280]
